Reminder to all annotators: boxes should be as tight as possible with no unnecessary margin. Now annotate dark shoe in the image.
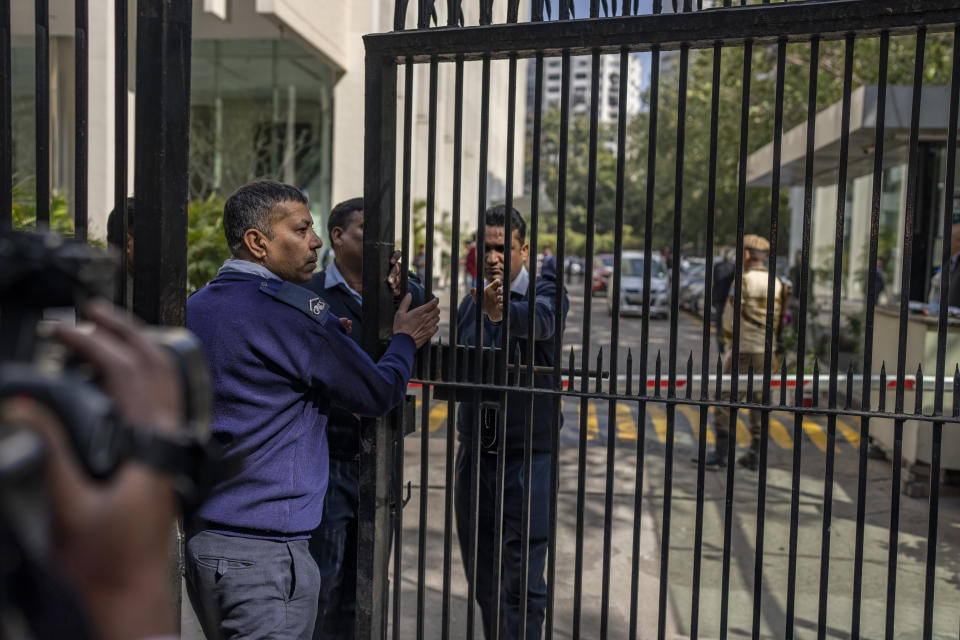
[692,449,727,470]
[738,447,759,471]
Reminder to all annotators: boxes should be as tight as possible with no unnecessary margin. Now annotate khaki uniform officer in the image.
[698,234,785,471]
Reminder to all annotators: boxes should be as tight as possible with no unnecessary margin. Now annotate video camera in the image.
[0,232,212,536]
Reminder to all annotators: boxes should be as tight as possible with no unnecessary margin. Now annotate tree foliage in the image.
[528,32,956,258]
[187,193,231,292]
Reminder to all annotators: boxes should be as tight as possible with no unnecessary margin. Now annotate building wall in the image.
[12,0,526,262]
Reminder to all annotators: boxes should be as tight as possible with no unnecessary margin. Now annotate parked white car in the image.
[606,251,670,318]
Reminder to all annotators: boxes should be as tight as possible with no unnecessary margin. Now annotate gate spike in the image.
[507,0,521,23]
[914,363,923,415]
[845,362,854,410]
[654,350,662,398]
[953,365,959,417]
[479,0,494,25]
[595,348,603,394]
[626,348,634,396]
[779,358,787,407]
[685,351,693,399]
[879,362,887,412]
[812,358,820,408]
[394,0,411,30]
[446,0,462,26]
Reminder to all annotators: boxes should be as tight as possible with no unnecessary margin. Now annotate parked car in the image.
[678,263,706,312]
[592,253,615,294]
[607,251,670,318]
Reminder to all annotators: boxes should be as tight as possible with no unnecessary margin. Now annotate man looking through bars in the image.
[694,233,785,472]
[183,180,440,640]
[455,204,569,640]
[302,198,427,639]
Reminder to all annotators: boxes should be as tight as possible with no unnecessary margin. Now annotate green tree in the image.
[186,193,230,292]
[526,33,955,257]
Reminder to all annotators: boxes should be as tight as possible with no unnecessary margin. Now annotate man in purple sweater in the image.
[184,180,439,640]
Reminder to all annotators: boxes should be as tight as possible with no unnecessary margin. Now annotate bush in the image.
[187,193,230,292]
[11,176,73,236]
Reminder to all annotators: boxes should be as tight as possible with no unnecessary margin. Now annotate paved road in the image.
[392,286,960,639]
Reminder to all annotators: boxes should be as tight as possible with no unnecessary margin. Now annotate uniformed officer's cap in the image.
[743,234,770,253]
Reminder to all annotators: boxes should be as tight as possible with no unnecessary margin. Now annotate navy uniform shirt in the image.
[456,256,569,455]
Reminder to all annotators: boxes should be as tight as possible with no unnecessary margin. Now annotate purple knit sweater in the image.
[186,271,415,537]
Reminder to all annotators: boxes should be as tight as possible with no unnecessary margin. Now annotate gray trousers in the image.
[185,531,321,640]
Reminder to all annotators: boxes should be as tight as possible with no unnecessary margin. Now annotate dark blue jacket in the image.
[302,269,426,460]
[456,256,569,455]
[186,271,416,537]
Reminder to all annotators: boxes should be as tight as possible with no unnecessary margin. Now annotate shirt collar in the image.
[325,259,363,305]
[217,258,281,281]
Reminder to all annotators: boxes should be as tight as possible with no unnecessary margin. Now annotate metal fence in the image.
[361,1,960,639]
[1,0,191,324]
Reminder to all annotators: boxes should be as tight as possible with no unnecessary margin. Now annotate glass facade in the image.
[189,39,337,223]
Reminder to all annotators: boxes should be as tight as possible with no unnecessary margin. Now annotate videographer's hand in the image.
[0,301,181,640]
[392,294,440,348]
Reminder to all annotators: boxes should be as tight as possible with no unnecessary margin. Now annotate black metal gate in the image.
[361,1,960,639]
[1,0,191,324]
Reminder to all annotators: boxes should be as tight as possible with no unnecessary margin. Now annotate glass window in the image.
[189,40,336,215]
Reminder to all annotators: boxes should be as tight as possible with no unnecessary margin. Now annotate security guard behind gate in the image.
[696,233,785,472]
[184,180,440,640]
[302,198,427,639]
[455,204,570,640]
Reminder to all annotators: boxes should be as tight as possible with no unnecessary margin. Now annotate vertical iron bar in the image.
[414,57,438,640]
[691,43,722,640]
[924,24,960,640]
[852,31,889,640]
[466,53,492,640]
[488,51,519,640]
[400,59,414,306]
[0,0,10,232]
[35,0,50,230]
[817,33,854,640]
[546,50,571,640]
[658,41,688,640]
[886,28,926,640]
[753,31,783,639]
[132,0,191,326]
[630,43,659,640]
[393,58,414,640]
[359,49,397,640]
[573,47,602,640]
[440,54,464,640]
[114,0,129,306]
[519,50,543,640]
[785,36,816,640]
[600,45,629,639]
[720,36,762,640]
[74,0,88,241]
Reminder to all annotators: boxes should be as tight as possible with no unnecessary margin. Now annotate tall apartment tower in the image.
[535,53,642,123]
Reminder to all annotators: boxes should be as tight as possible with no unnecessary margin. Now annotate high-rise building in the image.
[535,53,642,123]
